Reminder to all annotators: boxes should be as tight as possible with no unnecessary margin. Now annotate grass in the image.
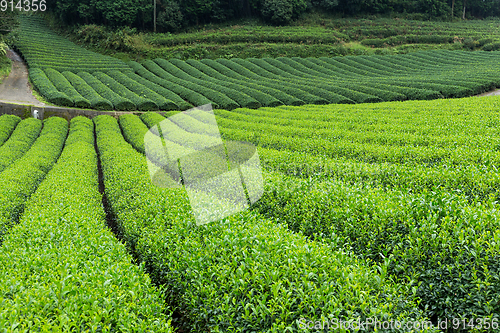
[0,54,11,84]
[38,10,500,62]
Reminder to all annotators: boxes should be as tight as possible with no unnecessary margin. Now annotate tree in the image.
[261,0,307,25]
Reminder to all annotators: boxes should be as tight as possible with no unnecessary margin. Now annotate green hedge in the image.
[200,58,304,105]
[169,58,271,109]
[184,59,284,107]
[0,115,21,148]
[0,117,68,243]
[78,71,135,111]
[154,58,241,110]
[159,59,261,109]
[29,68,73,106]
[230,58,352,104]
[123,71,191,110]
[0,118,42,174]
[95,114,437,333]
[93,72,159,111]
[44,68,91,109]
[15,16,130,73]
[212,59,306,105]
[62,71,113,110]
[0,116,173,331]
[131,60,216,108]
[107,70,177,111]
[255,172,500,321]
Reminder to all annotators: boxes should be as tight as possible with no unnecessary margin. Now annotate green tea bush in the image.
[0,117,68,243]
[78,71,135,111]
[183,59,285,107]
[44,68,91,109]
[123,71,192,110]
[0,116,173,332]
[62,71,114,110]
[29,68,73,106]
[95,114,437,333]
[482,41,500,51]
[155,58,241,110]
[138,60,219,108]
[0,115,21,147]
[107,70,176,110]
[93,72,159,111]
[0,118,42,174]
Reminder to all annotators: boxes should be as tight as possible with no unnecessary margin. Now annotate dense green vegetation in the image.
[45,0,500,31]
[96,113,436,332]
[66,15,500,60]
[0,116,173,331]
[14,17,130,73]
[211,98,500,322]
[0,53,10,84]
[1,80,500,330]
[11,15,500,112]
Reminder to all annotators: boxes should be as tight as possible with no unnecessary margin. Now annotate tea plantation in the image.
[13,16,500,111]
[0,93,500,331]
[3,11,500,333]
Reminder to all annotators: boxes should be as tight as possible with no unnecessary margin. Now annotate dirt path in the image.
[477,89,500,97]
[0,50,44,106]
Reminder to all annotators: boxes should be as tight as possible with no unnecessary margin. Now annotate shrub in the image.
[0,115,21,147]
[62,71,114,110]
[0,118,42,174]
[0,116,173,331]
[44,68,91,109]
[0,117,68,243]
[94,114,437,333]
[78,71,136,111]
[29,68,73,106]
[157,1,184,33]
[482,41,500,51]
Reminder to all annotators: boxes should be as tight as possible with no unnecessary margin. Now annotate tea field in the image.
[12,16,500,112]
[1,93,500,331]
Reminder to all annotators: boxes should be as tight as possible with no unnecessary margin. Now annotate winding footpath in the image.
[0,49,44,106]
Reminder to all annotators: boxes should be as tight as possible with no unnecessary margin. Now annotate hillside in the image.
[10,15,500,111]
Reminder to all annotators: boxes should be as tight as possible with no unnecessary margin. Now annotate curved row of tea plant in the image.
[0,115,21,148]
[96,114,436,332]
[141,18,500,52]
[16,15,500,110]
[0,117,68,244]
[14,16,130,73]
[0,118,42,174]
[123,50,500,109]
[0,116,173,332]
[206,96,500,322]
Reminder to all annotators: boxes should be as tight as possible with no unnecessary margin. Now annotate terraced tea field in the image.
[1,93,500,331]
[13,16,500,111]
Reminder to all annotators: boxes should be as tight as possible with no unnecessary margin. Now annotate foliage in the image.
[0,42,7,56]
[0,118,43,174]
[78,71,136,111]
[62,71,114,110]
[94,113,437,332]
[0,116,173,331]
[0,115,21,148]
[29,68,73,106]
[157,1,184,32]
[0,117,67,244]
[212,96,500,322]
[261,0,295,25]
[14,16,131,73]
[44,68,91,108]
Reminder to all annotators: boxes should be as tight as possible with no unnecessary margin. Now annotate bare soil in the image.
[0,50,44,106]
